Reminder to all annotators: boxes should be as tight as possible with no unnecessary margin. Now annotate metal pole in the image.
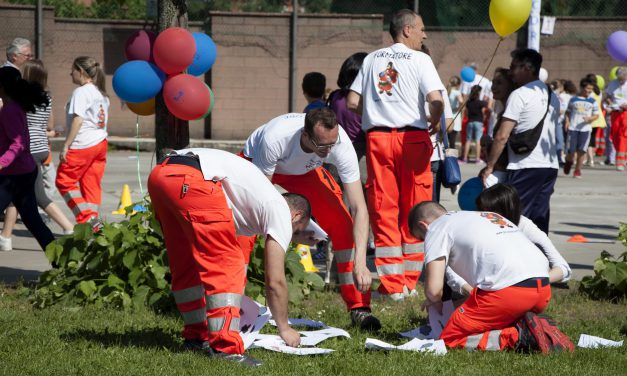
[413,0,419,13]
[36,0,43,59]
[288,0,298,112]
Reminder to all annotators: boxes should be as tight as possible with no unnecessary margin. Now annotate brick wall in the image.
[1,4,625,140]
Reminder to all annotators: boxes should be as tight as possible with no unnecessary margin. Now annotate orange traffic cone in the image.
[567,234,588,243]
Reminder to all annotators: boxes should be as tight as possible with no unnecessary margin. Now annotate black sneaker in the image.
[350,308,382,331]
[183,339,214,354]
[515,312,551,353]
[563,160,573,175]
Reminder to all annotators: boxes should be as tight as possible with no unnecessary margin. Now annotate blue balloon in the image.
[112,61,165,103]
[457,177,484,211]
[460,66,476,83]
[188,32,217,76]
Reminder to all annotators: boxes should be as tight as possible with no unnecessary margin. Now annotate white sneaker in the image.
[0,235,12,251]
[63,230,74,235]
[386,292,405,302]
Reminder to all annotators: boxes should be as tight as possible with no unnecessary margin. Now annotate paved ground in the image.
[1,149,625,284]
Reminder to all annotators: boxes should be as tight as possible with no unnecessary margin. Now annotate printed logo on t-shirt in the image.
[304,158,323,171]
[378,62,398,96]
[480,212,513,228]
[97,105,106,128]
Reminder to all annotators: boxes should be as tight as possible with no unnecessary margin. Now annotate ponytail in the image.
[0,66,49,113]
[73,56,108,96]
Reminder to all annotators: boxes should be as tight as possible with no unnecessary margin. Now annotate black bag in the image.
[508,86,553,155]
[439,112,461,188]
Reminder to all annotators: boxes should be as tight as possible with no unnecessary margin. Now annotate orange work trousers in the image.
[365,128,433,295]
[440,280,551,351]
[55,139,107,223]
[610,111,627,168]
[148,161,246,355]
[272,167,370,311]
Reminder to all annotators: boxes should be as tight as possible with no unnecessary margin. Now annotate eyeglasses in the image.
[308,132,339,151]
[18,52,34,59]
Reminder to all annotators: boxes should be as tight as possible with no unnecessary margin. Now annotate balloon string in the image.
[444,37,504,133]
[136,116,144,197]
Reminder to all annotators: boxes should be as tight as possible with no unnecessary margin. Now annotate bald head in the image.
[408,201,447,240]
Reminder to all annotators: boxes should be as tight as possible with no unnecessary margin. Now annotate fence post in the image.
[288,0,298,113]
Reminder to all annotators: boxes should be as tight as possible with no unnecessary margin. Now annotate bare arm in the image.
[46,107,56,137]
[343,180,371,293]
[346,91,363,115]
[264,235,301,347]
[426,91,444,135]
[61,115,84,162]
[424,257,446,303]
[479,118,515,185]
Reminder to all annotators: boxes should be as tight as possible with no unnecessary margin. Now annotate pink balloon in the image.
[125,30,156,62]
[153,27,196,75]
[163,74,211,121]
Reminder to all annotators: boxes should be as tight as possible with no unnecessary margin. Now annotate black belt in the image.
[166,155,201,171]
[512,277,549,288]
[368,126,424,133]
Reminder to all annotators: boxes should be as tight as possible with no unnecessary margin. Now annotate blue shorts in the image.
[568,130,591,153]
[466,121,483,141]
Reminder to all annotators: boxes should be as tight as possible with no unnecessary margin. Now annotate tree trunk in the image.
[155,0,189,162]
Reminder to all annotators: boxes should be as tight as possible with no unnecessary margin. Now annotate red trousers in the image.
[366,129,432,295]
[441,281,551,351]
[148,162,245,354]
[610,111,627,167]
[56,139,107,223]
[272,168,370,310]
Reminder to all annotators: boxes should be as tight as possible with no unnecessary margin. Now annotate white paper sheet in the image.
[365,338,447,355]
[400,325,435,340]
[269,317,328,329]
[577,334,624,349]
[428,300,455,340]
[252,337,335,355]
[306,220,328,241]
[240,296,272,350]
[250,327,349,348]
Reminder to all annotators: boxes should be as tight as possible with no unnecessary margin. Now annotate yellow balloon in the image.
[596,74,605,90]
[127,98,156,116]
[489,0,533,37]
[609,66,619,81]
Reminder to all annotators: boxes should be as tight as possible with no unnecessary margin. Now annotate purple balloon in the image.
[125,30,156,62]
[607,30,627,62]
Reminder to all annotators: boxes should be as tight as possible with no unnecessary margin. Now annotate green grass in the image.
[1,284,626,376]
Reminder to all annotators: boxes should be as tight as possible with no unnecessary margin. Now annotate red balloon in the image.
[125,30,156,62]
[163,74,211,120]
[153,27,196,75]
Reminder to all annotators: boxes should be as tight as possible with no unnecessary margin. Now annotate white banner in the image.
[528,0,542,51]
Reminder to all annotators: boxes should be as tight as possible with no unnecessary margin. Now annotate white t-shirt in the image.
[425,211,549,292]
[502,80,560,170]
[350,43,445,130]
[605,79,627,111]
[567,96,598,132]
[460,73,493,101]
[448,88,463,132]
[66,83,109,149]
[243,113,360,184]
[558,92,573,124]
[173,148,293,253]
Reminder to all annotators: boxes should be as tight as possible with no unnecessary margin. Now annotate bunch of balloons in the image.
[113,28,217,120]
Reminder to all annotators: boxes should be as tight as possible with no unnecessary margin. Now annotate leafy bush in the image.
[245,238,325,305]
[579,223,627,302]
[32,201,324,310]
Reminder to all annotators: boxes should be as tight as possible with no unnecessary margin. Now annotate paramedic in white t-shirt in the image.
[408,202,552,352]
[148,148,311,365]
[55,57,109,224]
[346,9,445,300]
[243,108,381,331]
[480,49,560,234]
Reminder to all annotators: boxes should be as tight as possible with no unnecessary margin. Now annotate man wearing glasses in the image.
[347,9,444,301]
[243,108,380,331]
[2,37,33,70]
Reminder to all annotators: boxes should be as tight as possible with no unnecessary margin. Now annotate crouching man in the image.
[408,202,573,353]
[148,148,312,366]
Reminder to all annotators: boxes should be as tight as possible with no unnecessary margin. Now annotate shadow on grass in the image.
[569,263,594,271]
[61,327,183,352]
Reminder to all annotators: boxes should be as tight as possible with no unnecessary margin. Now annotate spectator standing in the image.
[0,67,54,251]
[56,56,109,225]
[462,85,487,163]
[605,67,627,170]
[302,72,327,113]
[563,78,599,178]
[480,49,560,234]
[347,9,445,300]
[446,76,463,150]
